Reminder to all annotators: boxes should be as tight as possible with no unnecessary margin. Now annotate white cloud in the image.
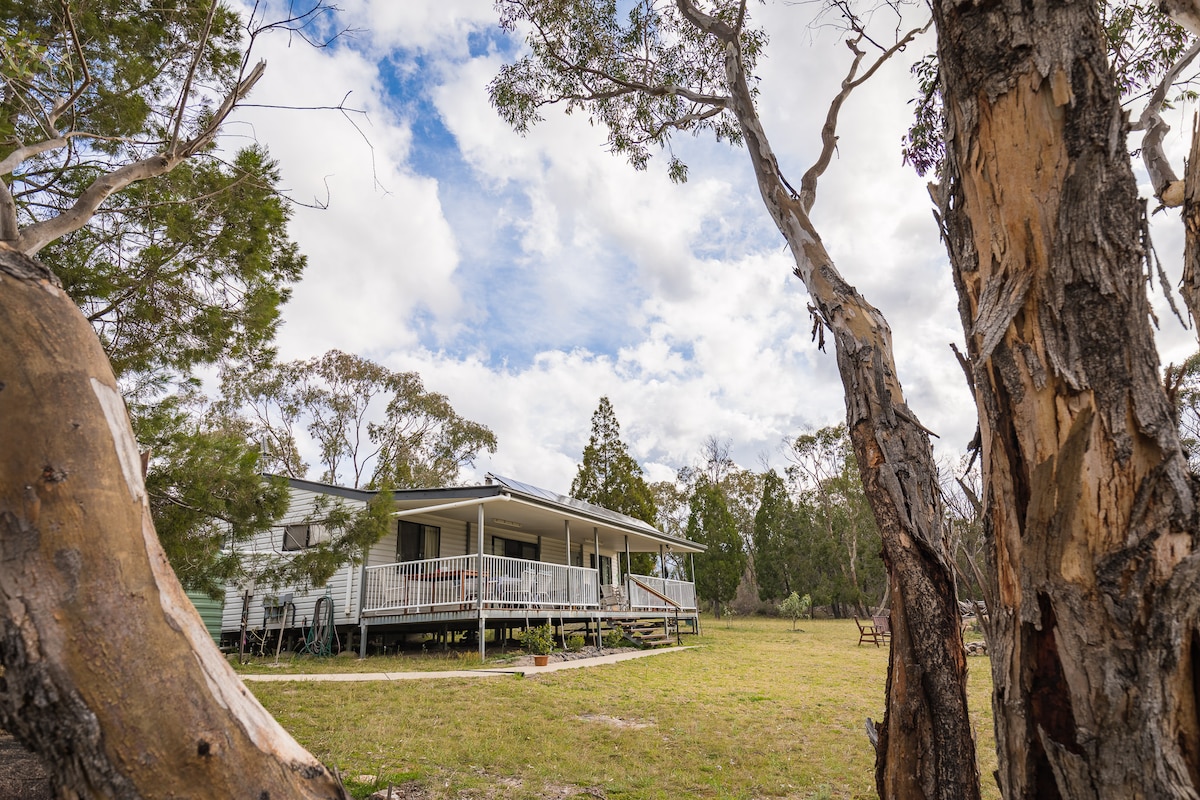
[226,10,465,360]
[234,0,1198,499]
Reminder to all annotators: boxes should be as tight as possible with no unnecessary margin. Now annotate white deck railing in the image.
[363,554,600,614]
[627,574,698,611]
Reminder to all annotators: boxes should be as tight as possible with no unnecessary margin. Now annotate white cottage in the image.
[221,473,704,657]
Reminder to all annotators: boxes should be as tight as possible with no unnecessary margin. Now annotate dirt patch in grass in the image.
[576,712,653,730]
[366,774,605,799]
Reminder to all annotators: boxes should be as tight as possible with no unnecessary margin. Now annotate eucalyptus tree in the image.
[0,1,352,796]
[220,349,498,490]
[931,0,1200,793]
[649,478,691,575]
[571,396,658,574]
[490,4,977,795]
[786,425,885,616]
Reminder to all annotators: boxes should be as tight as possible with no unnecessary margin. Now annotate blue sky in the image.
[229,0,1199,492]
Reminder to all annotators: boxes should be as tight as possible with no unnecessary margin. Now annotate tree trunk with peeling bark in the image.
[1183,114,1200,328]
[0,247,346,799]
[933,0,1200,795]
[675,7,979,798]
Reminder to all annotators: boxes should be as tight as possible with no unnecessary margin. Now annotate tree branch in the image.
[676,0,738,42]
[169,0,222,154]
[800,21,930,213]
[1136,39,1200,206]
[1162,0,1200,39]
[46,0,93,131]
[16,61,266,256]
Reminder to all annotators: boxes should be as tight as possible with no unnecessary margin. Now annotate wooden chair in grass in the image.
[854,616,885,646]
[872,613,892,643]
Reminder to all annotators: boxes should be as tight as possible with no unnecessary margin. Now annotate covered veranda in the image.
[357,475,704,657]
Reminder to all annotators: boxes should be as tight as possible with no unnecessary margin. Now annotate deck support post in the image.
[359,621,368,658]
[593,527,602,649]
[564,520,572,609]
[624,535,630,593]
[689,553,700,635]
[477,502,486,661]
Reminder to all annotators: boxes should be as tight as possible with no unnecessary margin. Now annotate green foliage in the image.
[47,146,304,391]
[134,394,289,597]
[1103,1,1195,98]
[490,0,767,181]
[220,350,497,489]
[0,0,243,167]
[785,425,885,616]
[519,624,555,655]
[571,397,658,576]
[1167,351,1200,473]
[602,628,625,648]
[752,469,797,602]
[565,633,586,651]
[687,478,746,615]
[778,591,812,630]
[900,54,943,178]
[252,490,395,591]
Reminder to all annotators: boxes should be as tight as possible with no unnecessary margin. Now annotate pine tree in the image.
[686,478,745,618]
[571,397,658,574]
[751,469,796,602]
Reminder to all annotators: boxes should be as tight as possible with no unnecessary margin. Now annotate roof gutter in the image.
[390,493,511,519]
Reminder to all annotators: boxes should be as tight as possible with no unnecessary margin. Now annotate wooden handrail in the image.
[628,575,682,609]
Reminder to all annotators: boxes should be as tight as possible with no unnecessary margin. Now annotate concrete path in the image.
[240,645,695,682]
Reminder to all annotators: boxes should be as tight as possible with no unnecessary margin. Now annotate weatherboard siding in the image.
[220,485,367,636]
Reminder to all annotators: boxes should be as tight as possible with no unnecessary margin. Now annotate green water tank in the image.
[185,589,225,644]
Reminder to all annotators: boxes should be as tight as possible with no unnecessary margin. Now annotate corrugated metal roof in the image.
[275,472,702,550]
[486,473,663,538]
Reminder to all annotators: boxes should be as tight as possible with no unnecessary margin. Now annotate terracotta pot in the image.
[533,655,549,666]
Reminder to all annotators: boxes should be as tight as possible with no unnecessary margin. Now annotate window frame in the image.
[491,535,539,562]
[397,520,441,562]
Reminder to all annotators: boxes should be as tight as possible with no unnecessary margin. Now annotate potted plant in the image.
[520,624,554,666]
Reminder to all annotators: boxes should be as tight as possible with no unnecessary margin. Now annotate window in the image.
[282,524,332,551]
[282,524,308,552]
[590,553,613,585]
[492,535,538,561]
[398,521,440,562]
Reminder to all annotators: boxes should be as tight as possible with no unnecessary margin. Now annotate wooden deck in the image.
[357,554,699,656]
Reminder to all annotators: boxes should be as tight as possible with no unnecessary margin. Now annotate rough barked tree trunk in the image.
[1183,114,1200,330]
[0,247,346,799]
[676,5,979,799]
[933,0,1200,795]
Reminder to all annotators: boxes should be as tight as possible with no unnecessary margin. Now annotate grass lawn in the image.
[248,616,998,800]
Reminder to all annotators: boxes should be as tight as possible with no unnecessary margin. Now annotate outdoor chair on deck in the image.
[600,585,628,609]
[519,569,538,604]
[855,616,886,647]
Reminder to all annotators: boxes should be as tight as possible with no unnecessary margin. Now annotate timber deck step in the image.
[610,621,677,647]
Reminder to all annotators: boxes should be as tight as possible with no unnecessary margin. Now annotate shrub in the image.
[519,624,554,655]
[602,629,625,648]
[566,633,586,651]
